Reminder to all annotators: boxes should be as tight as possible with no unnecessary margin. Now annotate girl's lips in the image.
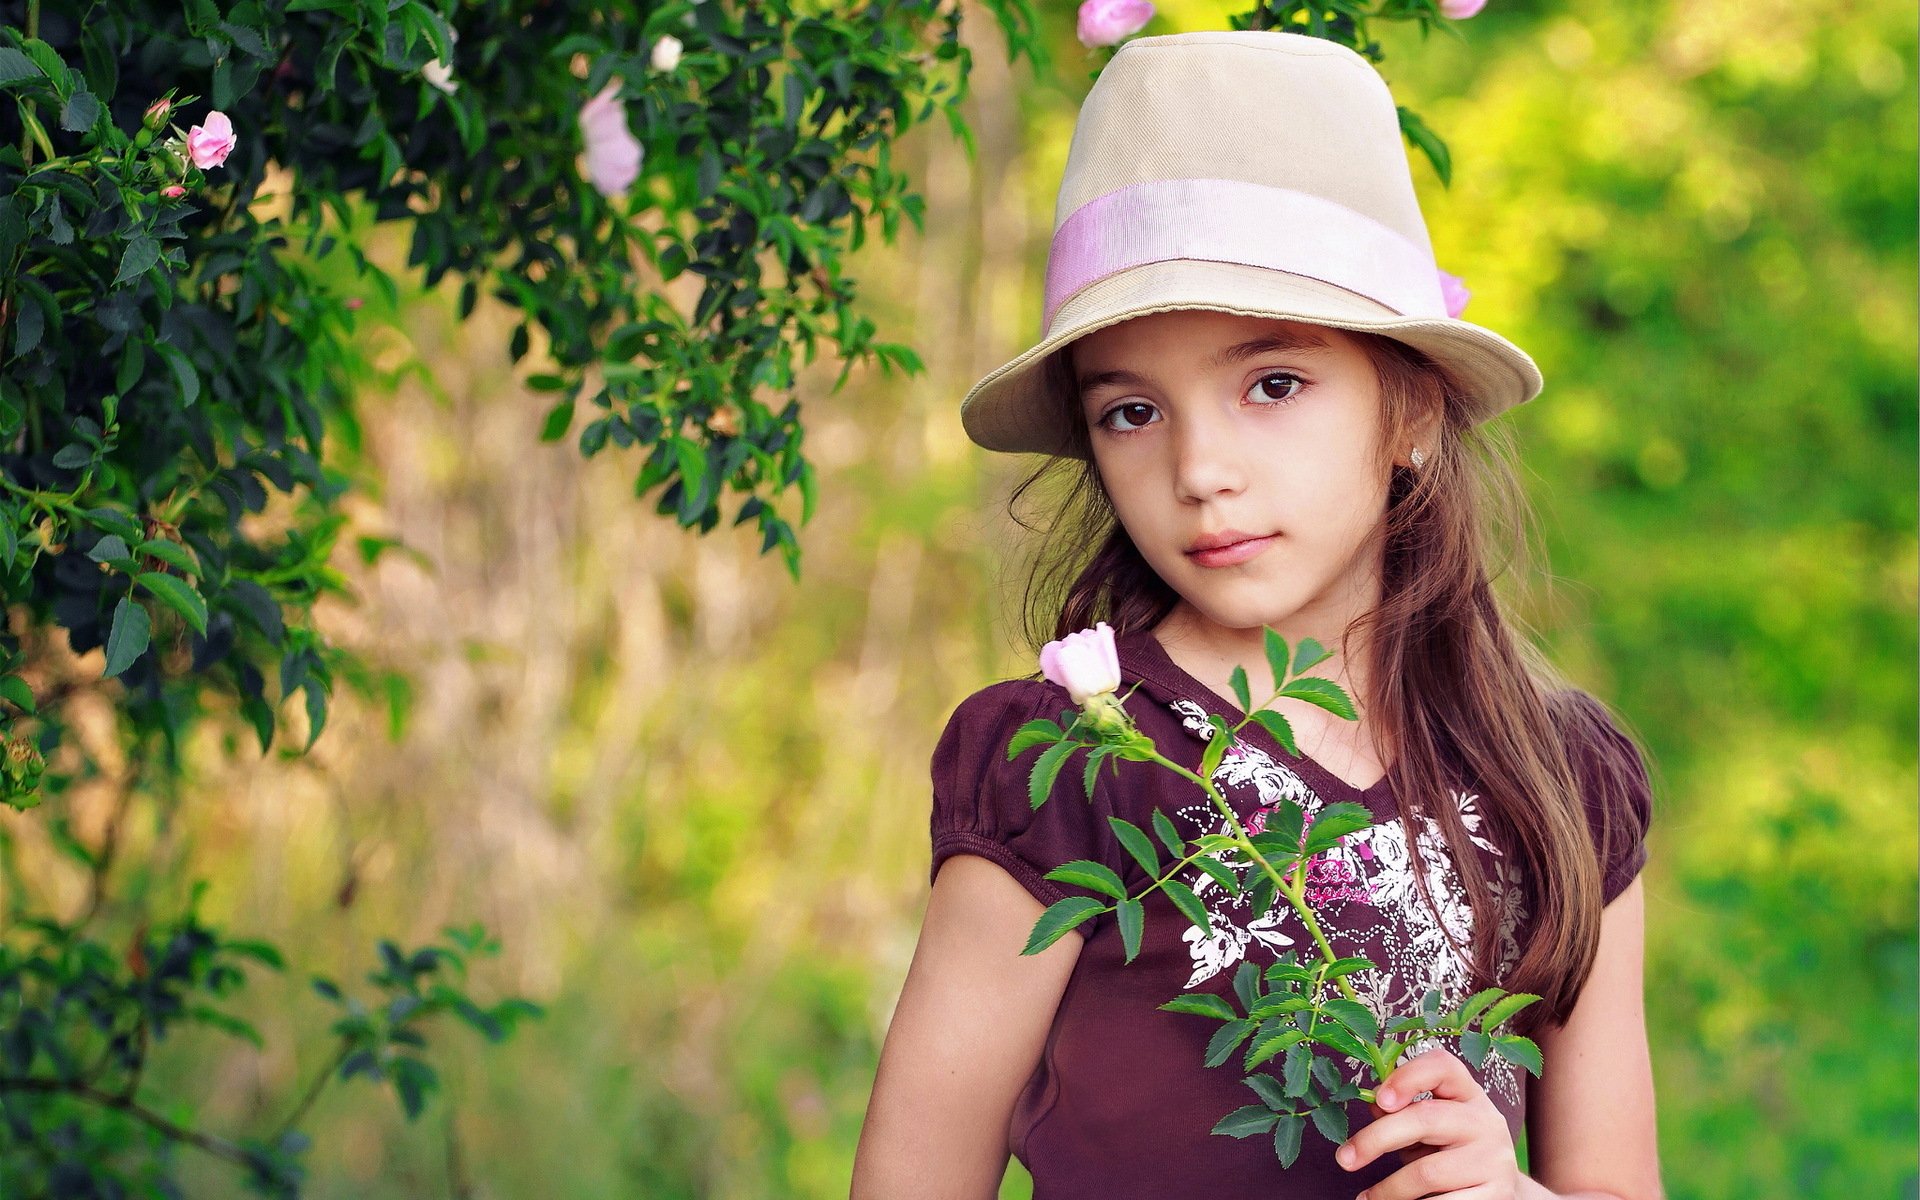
[1186,533,1278,567]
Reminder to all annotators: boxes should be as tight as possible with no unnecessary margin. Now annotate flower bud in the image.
[143,97,172,131]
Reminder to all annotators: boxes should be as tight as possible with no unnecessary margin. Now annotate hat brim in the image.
[958,259,1545,457]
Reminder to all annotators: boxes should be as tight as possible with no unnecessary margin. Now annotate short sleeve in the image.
[1555,688,1656,907]
[929,678,1126,941]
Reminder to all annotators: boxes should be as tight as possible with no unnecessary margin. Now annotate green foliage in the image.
[0,883,538,1196]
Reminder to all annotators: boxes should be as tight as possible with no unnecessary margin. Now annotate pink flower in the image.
[1040,622,1121,705]
[1440,0,1487,18]
[577,79,644,198]
[142,98,172,131]
[1438,267,1471,318]
[161,185,186,199]
[187,111,236,170]
[344,297,364,310]
[1076,0,1154,48]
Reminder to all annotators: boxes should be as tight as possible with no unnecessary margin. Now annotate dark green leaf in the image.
[1321,997,1380,1044]
[1273,1111,1305,1166]
[1158,992,1238,1021]
[1263,627,1289,691]
[1116,896,1142,963]
[1492,1034,1543,1078]
[1027,740,1074,810]
[1243,1071,1288,1109]
[1244,1024,1305,1070]
[0,675,34,712]
[1283,1043,1313,1097]
[1249,708,1298,756]
[136,571,207,635]
[1204,1018,1255,1068]
[1276,676,1357,721]
[1107,816,1158,877]
[1290,635,1332,675]
[1460,1027,1491,1068]
[1150,807,1183,860]
[1162,878,1211,936]
[103,597,150,678]
[1020,896,1104,955]
[1190,853,1241,895]
[1309,1100,1349,1144]
[114,235,161,286]
[1228,663,1251,712]
[1210,1104,1278,1138]
[1043,859,1126,900]
[60,89,100,132]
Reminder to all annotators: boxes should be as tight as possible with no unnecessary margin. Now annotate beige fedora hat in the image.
[959,30,1544,458]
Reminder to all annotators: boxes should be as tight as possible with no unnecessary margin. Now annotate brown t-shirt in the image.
[927,627,1654,1199]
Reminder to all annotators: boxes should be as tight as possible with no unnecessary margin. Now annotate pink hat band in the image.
[1044,176,1449,330]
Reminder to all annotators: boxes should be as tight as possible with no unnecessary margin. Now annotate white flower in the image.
[650,34,683,72]
[422,58,458,95]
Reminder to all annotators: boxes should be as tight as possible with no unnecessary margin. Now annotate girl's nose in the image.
[1171,404,1247,501]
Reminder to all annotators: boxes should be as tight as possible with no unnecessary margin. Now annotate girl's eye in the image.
[1248,371,1306,405]
[1093,371,1308,436]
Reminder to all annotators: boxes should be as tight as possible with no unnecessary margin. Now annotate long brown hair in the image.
[1002,328,1647,1038]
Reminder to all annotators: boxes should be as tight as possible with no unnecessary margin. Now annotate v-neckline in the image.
[1117,626,1394,809]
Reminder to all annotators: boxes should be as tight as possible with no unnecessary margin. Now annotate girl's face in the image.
[1073,309,1399,643]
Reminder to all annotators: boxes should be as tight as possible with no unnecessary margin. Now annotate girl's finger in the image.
[1337,1098,1473,1172]
[1375,1047,1479,1109]
[1353,1146,1490,1200]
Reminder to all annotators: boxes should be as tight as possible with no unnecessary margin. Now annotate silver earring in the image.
[1409,446,1427,469]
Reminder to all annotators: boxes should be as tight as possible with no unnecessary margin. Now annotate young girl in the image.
[854,30,1660,1200]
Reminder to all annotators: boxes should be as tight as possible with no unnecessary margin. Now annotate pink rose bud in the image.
[1040,622,1122,705]
[577,79,644,198]
[161,185,186,199]
[186,111,236,170]
[344,297,364,310]
[1438,267,1471,318]
[143,98,172,131]
[1440,0,1487,17]
[1076,0,1154,48]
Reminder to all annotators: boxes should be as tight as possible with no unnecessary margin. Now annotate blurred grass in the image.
[8,0,1911,1196]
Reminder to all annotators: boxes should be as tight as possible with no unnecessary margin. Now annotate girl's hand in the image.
[1333,1047,1521,1200]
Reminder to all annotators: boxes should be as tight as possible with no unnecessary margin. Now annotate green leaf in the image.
[154,341,199,406]
[1020,896,1104,955]
[1027,740,1074,810]
[1323,955,1374,979]
[0,48,40,85]
[1478,992,1541,1035]
[0,675,35,712]
[1243,1071,1289,1109]
[1398,104,1452,188]
[1199,716,1234,779]
[136,538,200,576]
[1302,802,1377,856]
[1204,1018,1255,1068]
[1291,636,1332,676]
[540,397,575,442]
[1282,1043,1313,1098]
[1081,744,1110,797]
[1115,896,1142,963]
[1246,871,1277,921]
[59,89,99,132]
[136,571,207,635]
[1457,986,1505,1029]
[102,596,150,678]
[51,443,92,469]
[1306,1021,1374,1067]
[1249,708,1298,756]
[1006,716,1063,759]
[1162,878,1211,936]
[1492,1034,1544,1078]
[1273,1111,1305,1166]
[1232,959,1260,1013]
[1150,807,1183,860]
[1309,1100,1349,1144]
[1228,664,1251,713]
[1262,627,1289,692]
[1244,1024,1305,1070]
[1460,1028,1491,1069]
[1321,997,1379,1044]
[1210,1104,1278,1139]
[114,235,161,286]
[1043,859,1126,900]
[1107,816,1159,877]
[87,534,131,564]
[1276,676,1357,721]
[1158,992,1238,1021]
[1190,853,1241,895]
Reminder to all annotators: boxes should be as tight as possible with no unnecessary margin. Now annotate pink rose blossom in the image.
[1039,621,1121,705]
[1440,0,1487,18]
[1076,0,1154,48]
[577,79,644,198]
[1438,267,1471,318]
[186,111,236,170]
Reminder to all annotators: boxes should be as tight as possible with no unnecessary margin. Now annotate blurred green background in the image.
[8,0,1911,1195]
